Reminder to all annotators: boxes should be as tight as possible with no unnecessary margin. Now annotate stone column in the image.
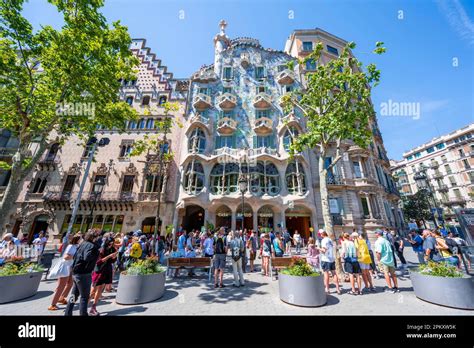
[280,210,286,230]
[253,208,258,232]
[231,210,237,231]
[365,193,373,219]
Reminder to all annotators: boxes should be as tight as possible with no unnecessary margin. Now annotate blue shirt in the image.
[411,235,424,253]
[375,237,394,267]
[178,235,186,251]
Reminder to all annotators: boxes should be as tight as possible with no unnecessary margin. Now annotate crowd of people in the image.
[0,222,469,316]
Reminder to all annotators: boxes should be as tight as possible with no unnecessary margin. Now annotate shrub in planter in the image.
[116,257,167,305]
[0,262,44,303]
[410,261,474,310]
[279,258,326,307]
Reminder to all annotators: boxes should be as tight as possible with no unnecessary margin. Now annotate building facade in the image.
[391,123,474,220]
[174,23,402,241]
[2,23,403,243]
[2,39,188,243]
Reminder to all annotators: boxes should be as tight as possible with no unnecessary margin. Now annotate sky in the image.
[21,0,474,160]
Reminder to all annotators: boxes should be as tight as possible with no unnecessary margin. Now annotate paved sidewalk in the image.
[0,248,470,316]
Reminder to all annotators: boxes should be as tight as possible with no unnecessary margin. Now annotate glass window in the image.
[302,41,313,51]
[255,66,265,79]
[126,96,133,105]
[158,95,167,105]
[305,59,316,71]
[414,152,421,158]
[188,128,206,153]
[353,161,362,178]
[426,147,434,153]
[223,87,232,94]
[285,161,307,195]
[198,87,210,95]
[435,143,445,150]
[113,215,124,233]
[361,197,370,217]
[326,45,339,55]
[254,135,274,148]
[146,118,154,129]
[142,96,150,106]
[144,174,162,193]
[256,110,270,119]
[283,127,299,152]
[216,135,235,149]
[223,67,232,80]
[183,160,204,194]
[406,155,413,161]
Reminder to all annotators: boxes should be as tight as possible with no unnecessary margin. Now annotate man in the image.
[246,230,258,272]
[422,229,442,263]
[383,228,397,269]
[241,229,247,273]
[392,231,407,270]
[374,230,399,293]
[177,231,187,257]
[65,230,100,316]
[213,228,227,288]
[317,231,341,295]
[406,230,425,264]
[32,231,48,260]
[283,229,292,255]
[0,233,20,249]
[229,231,245,288]
[272,232,284,257]
[293,230,302,255]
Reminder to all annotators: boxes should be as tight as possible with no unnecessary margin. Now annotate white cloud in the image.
[436,0,474,46]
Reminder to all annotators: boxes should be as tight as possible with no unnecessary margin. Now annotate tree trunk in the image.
[0,141,48,234]
[318,155,344,278]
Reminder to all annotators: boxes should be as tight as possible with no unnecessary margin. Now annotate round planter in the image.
[410,270,474,310]
[0,271,43,304]
[279,272,327,307]
[116,271,166,305]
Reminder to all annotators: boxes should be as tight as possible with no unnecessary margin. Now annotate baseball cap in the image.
[351,232,359,238]
[375,230,384,236]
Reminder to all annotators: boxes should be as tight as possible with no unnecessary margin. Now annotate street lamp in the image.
[85,175,106,231]
[413,166,439,228]
[239,175,248,231]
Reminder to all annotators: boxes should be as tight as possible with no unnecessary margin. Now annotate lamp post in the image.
[85,175,106,231]
[238,174,248,273]
[413,166,439,228]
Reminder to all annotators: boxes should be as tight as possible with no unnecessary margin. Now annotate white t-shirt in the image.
[64,244,77,258]
[320,237,335,263]
[293,233,302,243]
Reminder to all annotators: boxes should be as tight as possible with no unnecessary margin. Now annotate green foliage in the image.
[123,257,165,276]
[418,261,463,278]
[0,0,139,171]
[0,262,44,277]
[281,257,319,277]
[165,224,173,235]
[205,220,215,232]
[402,189,432,223]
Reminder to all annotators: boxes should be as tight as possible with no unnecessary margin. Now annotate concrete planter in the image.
[116,271,166,305]
[279,272,327,307]
[410,270,474,310]
[0,271,43,304]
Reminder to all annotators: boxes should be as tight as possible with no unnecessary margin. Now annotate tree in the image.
[401,190,432,228]
[130,101,181,254]
[0,0,139,230]
[282,41,386,275]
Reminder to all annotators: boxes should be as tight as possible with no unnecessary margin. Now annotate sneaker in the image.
[219,284,225,288]
[393,287,400,293]
[89,307,100,316]
[370,287,376,292]
[214,283,218,288]
[384,287,393,293]
[233,284,240,288]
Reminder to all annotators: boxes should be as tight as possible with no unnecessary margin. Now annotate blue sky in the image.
[22,0,473,160]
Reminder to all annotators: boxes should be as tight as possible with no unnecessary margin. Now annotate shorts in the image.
[213,254,226,270]
[359,263,371,270]
[321,261,336,272]
[249,250,256,261]
[344,260,361,274]
[380,263,396,275]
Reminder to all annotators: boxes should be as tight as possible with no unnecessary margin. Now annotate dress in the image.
[306,244,320,269]
[92,246,116,286]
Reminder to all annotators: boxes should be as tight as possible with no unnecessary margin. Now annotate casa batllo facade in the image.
[2,23,402,243]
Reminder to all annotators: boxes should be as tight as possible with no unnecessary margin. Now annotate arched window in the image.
[142,96,150,106]
[158,95,167,105]
[211,161,280,196]
[286,160,307,195]
[128,120,137,130]
[245,161,280,196]
[188,128,206,153]
[138,118,146,129]
[283,126,299,152]
[126,96,133,105]
[210,163,240,195]
[183,160,204,195]
[146,118,154,129]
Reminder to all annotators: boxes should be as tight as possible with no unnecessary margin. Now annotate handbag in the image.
[47,257,71,280]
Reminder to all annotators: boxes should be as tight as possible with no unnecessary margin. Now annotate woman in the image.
[341,233,362,295]
[293,230,302,254]
[246,231,257,272]
[434,231,459,267]
[306,237,320,272]
[273,232,284,257]
[353,232,375,293]
[203,232,214,258]
[48,234,81,311]
[259,233,273,277]
[0,240,17,265]
[89,237,118,316]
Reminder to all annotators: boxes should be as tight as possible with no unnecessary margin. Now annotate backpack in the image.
[445,238,459,255]
[263,240,271,253]
[214,236,225,254]
[231,239,242,261]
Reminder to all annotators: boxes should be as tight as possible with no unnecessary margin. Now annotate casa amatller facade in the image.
[0,21,403,243]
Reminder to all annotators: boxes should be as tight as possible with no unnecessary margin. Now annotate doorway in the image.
[182,205,205,232]
[28,215,49,242]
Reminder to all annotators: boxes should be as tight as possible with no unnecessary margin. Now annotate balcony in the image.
[248,147,278,157]
[240,52,250,68]
[372,127,382,139]
[188,114,211,131]
[253,92,272,109]
[192,93,212,111]
[437,184,449,192]
[326,174,345,186]
[191,68,218,83]
[216,93,237,110]
[44,190,138,202]
[385,186,400,197]
[432,171,443,180]
[37,155,60,171]
[138,192,164,201]
[331,214,343,226]
[253,117,273,135]
[216,117,237,135]
[441,196,466,206]
[0,147,17,159]
[430,161,440,169]
[212,146,278,159]
[276,69,295,85]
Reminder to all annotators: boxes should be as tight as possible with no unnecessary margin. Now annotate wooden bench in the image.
[167,257,212,282]
[270,257,294,280]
